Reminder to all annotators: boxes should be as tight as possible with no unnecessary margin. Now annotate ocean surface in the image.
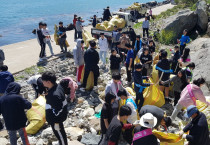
[0,0,163,46]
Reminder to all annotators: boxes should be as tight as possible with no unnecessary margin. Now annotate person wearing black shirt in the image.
[58,21,67,53]
[80,40,99,92]
[110,49,122,75]
[42,72,68,145]
[128,27,136,48]
[36,22,46,61]
[92,15,97,27]
[140,48,152,76]
[103,6,112,21]
[171,46,181,74]
[148,40,155,54]
[99,92,116,145]
[134,64,151,112]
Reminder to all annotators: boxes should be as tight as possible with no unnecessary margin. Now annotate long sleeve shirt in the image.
[99,37,109,51]
[142,20,149,29]
[179,35,190,46]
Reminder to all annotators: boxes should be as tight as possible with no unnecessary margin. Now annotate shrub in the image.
[190,3,197,11]
[158,30,175,45]
[134,21,143,29]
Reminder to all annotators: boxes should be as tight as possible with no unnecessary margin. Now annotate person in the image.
[36,22,46,61]
[161,69,188,106]
[178,48,191,68]
[177,29,190,55]
[140,48,152,76]
[111,26,119,48]
[142,17,149,38]
[139,105,172,130]
[153,49,165,65]
[0,82,32,145]
[125,43,134,85]
[42,23,54,56]
[92,15,97,27]
[76,17,84,39]
[171,78,210,120]
[149,8,153,19]
[98,92,116,145]
[110,49,121,75]
[118,89,137,124]
[27,75,46,98]
[134,35,142,59]
[58,21,67,53]
[128,27,136,48]
[73,14,78,41]
[148,40,155,55]
[99,33,109,68]
[182,62,195,82]
[119,32,130,59]
[134,64,151,112]
[42,71,68,145]
[0,65,14,96]
[132,113,159,145]
[80,40,99,92]
[73,39,85,85]
[170,46,181,74]
[156,51,172,101]
[102,105,137,145]
[115,28,122,42]
[148,36,156,47]
[103,6,112,21]
[0,48,5,67]
[179,105,210,145]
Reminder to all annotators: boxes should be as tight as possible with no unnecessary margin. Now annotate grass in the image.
[24,65,45,75]
[134,21,143,29]
[207,0,210,4]
[14,75,25,81]
[158,30,176,45]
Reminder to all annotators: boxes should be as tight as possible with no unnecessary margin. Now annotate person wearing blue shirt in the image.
[125,43,134,85]
[177,29,190,55]
[134,35,142,59]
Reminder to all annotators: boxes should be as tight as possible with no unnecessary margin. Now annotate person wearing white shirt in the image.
[142,17,149,38]
[42,23,54,56]
[98,33,109,68]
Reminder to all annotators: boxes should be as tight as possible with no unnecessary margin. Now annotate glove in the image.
[179,131,184,137]
[54,123,60,131]
[182,134,187,139]
[45,104,52,110]
[133,120,140,126]
[116,54,120,58]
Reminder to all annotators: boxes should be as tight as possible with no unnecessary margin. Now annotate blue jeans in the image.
[46,41,54,55]
[8,128,29,145]
[99,51,107,65]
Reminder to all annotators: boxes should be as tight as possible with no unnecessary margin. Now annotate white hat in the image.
[139,113,157,128]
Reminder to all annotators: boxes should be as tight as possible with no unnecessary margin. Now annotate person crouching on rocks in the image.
[73,39,85,85]
[42,71,68,145]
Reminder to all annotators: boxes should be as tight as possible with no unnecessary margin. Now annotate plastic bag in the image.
[82,30,96,48]
[153,130,183,143]
[126,87,136,96]
[80,67,94,90]
[152,65,159,84]
[143,79,165,108]
[26,96,46,134]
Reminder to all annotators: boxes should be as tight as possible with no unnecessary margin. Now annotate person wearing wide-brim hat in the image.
[132,113,159,145]
[179,105,210,145]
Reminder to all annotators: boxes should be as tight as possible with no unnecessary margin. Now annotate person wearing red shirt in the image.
[73,14,78,41]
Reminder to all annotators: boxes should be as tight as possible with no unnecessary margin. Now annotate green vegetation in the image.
[14,75,25,81]
[190,3,197,11]
[134,21,143,29]
[207,0,210,4]
[24,65,45,75]
[158,30,175,45]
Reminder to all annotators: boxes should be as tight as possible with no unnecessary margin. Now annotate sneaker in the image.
[77,82,81,85]
[79,87,85,92]
[39,58,43,62]
[42,57,47,60]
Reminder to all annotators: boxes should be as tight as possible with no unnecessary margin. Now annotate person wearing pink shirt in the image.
[171,78,210,120]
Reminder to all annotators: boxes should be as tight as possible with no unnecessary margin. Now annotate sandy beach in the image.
[1,3,175,74]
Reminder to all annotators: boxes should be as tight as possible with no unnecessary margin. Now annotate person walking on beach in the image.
[36,22,46,62]
[103,6,112,21]
[142,17,149,38]
[99,33,109,69]
[73,14,78,41]
[0,48,5,67]
[42,23,54,56]
[177,29,190,55]
[58,21,67,53]
[0,82,32,145]
[76,17,84,39]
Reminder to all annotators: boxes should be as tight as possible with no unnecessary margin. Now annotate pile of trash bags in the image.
[127,3,142,11]
[96,15,126,31]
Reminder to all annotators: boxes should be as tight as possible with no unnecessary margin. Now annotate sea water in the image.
[0,0,163,46]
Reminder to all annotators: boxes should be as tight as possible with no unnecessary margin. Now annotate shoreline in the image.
[1,3,175,74]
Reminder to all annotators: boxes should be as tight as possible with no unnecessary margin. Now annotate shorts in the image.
[159,82,169,87]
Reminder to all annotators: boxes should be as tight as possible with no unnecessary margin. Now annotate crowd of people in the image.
[0,5,209,145]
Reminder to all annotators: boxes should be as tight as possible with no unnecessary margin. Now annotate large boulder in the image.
[195,0,208,32]
[0,138,9,145]
[188,38,210,95]
[207,22,210,36]
[65,127,84,140]
[81,133,101,145]
[162,9,198,41]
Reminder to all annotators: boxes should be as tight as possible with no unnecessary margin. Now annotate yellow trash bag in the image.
[143,79,165,107]
[153,130,184,145]
[152,65,159,84]
[54,24,69,47]
[126,87,136,96]
[26,96,46,135]
[80,67,94,90]
[134,55,140,64]
[82,30,96,48]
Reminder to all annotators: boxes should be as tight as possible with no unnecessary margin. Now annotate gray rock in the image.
[41,127,55,140]
[162,9,198,42]
[36,138,46,145]
[0,138,9,145]
[207,22,210,36]
[65,127,84,140]
[83,108,95,117]
[95,104,103,113]
[81,133,101,145]
[195,0,208,32]
[89,116,100,132]
[28,136,38,145]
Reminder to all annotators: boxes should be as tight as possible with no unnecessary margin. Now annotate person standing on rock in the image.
[42,71,68,145]
[36,22,46,62]
[73,14,78,41]
[0,82,32,145]
[142,17,149,38]
[0,65,14,96]
[98,92,116,145]
[103,6,112,21]
[92,15,97,28]
[177,29,190,55]
[80,40,99,92]
[27,75,46,98]
[0,48,5,67]
[42,23,54,56]
[99,33,109,69]
[76,17,84,39]
[73,39,85,85]
[58,21,67,53]
[179,105,210,145]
